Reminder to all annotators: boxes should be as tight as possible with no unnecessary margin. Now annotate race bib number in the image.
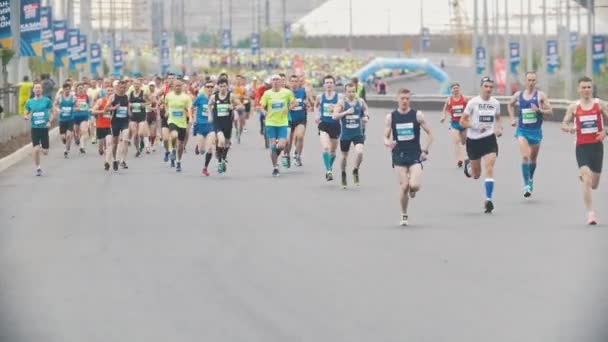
[579,115,599,134]
[521,108,537,124]
[395,122,414,141]
[478,111,495,128]
[103,109,112,119]
[217,104,230,117]
[271,101,284,110]
[452,105,464,118]
[172,110,184,118]
[322,103,334,117]
[78,101,89,111]
[293,98,303,111]
[345,114,360,129]
[116,106,128,118]
[201,104,208,116]
[131,102,143,112]
[33,112,46,125]
[61,106,72,117]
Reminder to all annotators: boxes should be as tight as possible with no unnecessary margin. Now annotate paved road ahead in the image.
[1,110,607,342]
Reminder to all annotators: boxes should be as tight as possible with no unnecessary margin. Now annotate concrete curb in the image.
[0,127,59,174]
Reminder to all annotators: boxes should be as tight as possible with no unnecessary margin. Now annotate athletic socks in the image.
[530,162,537,180]
[521,163,531,186]
[205,152,213,167]
[484,178,495,200]
[322,152,331,171]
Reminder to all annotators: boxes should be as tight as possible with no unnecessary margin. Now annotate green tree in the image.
[174,31,187,46]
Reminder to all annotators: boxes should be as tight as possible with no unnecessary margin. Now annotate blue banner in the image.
[67,28,79,70]
[0,0,12,49]
[546,40,559,74]
[421,27,430,50]
[160,31,169,75]
[476,46,486,75]
[77,34,86,65]
[251,32,259,54]
[89,43,101,77]
[222,29,231,49]
[284,23,291,45]
[40,6,52,61]
[509,42,520,74]
[20,0,41,56]
[592,35,605,75]
[113,49,123,75]
[52,20,67,67]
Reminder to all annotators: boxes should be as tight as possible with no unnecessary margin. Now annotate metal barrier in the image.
[0,86,19,117]
[366,94,572,122]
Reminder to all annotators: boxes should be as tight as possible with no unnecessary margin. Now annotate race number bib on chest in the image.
[395,122,414,141]
[345,114,360,129]
[579,115,599,134]
[293,98,303,111]
[217,104,230,117]
[33,112,46,125]
[78,101,89,111]
[131,103,143,112]
[172,110,184,118]
[521,108,537,124]
[201,104,208,116]
[271,101,284,110]
[452,105,464,117]
[116,106,128,118]
[323,103,334,117]
[61,106,72,117]
[478,111,495,128]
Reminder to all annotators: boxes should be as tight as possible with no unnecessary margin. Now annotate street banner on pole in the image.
[592,35,605,75]
[509,42,520,74]
[20,0,41,56]
[546,40,559,74]
[476,46,486,75]
[0,0,13,49]
[52,20,67,68]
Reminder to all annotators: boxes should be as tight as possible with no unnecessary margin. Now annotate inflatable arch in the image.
[354,58,451,95]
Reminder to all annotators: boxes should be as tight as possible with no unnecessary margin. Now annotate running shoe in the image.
[272,168,280,177]
[588,212,598,226]
[164,151,169,162]
[120,161,128,169]
[104,162,110,171]
[176,162,182,172]
[326,171,333,182]
[64,151,68,158]
[523,185,532,198]
[35,168,42,177]
[484,200,494,214]
[353,168,360,186]
[400,214,408,227]
[464,159,472,178]
[202,168,210,177]
[113,161,119,171]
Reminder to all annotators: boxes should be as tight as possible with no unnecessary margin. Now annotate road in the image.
[1,109,607,342]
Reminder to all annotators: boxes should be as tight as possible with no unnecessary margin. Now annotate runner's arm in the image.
[494,102,503,137]
[561,103,576,133]
[507,92,519,125]
[538,91,553,118]
[361,99,370,122]
[314,95,322,122]
[383,113,393,148]
[459,108,472,129]
[440,97,450,122]
[332,99,346,120]
[417,111,433,157]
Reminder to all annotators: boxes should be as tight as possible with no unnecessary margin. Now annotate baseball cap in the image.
[480,77,494,85]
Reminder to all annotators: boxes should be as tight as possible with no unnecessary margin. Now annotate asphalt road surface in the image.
[1,109,607,342]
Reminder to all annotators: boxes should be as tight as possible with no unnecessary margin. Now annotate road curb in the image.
[0,127,59,174]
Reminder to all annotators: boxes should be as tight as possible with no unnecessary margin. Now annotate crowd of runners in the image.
[21,69,608,226]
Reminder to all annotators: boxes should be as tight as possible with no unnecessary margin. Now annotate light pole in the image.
[504,0,510,95]
[526,0,532,71]
[541,0,547,89]
[585,1,593,78]
[348,0,353,51]
[8,0,21,84]
[564,0,572,99]
[473,0,479,89]
[483,0,490,75]
[282,0,287,49]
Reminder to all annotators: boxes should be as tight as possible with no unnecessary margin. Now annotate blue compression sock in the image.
[329,154,336,168]
[521,163,531,186]
[322,152,331,171]
[529,163,537,180]
[484,178,495,200]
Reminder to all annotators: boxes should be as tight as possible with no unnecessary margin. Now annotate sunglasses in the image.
[205,85,214,88]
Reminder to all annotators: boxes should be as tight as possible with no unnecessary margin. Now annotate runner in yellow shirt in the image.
[164,78,192,172]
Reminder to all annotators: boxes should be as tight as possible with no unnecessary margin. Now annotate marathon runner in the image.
[128,79,150,156]
[284,74,311,167]
[208,77,241,174]
[333,82,369,188]
[260,74,295,177]
[24,83,55,176]
[146,82,160,151]
[192,79,216,176]
[91,85,114,170]
[108,81,131,170]
[440,83,467,168]
[507,71,553,197]
[164,78,192,172]
[73,83,92,154]
[460,77,503,214]
[315,75,341,181]
[560,76,608,225]
[255,78,271,149]
[383,88,433,226]
[54,83,75,158]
